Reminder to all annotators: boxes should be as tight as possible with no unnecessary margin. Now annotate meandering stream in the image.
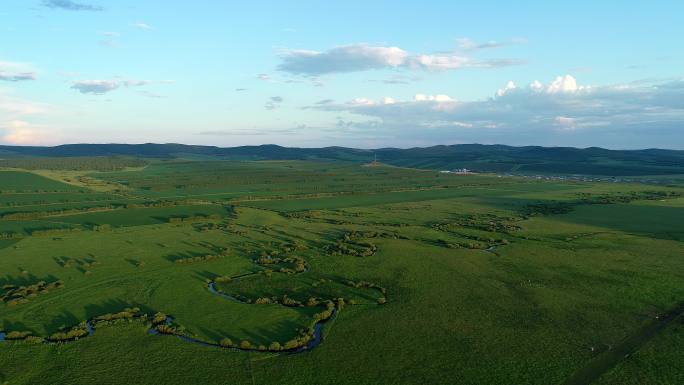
[1,279,339,353]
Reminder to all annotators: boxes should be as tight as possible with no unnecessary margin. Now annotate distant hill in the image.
[1,143,683,176]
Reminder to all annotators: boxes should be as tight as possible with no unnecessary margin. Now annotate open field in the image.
[1,160,683,384]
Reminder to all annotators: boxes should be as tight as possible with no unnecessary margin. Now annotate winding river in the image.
[1,279,340,353]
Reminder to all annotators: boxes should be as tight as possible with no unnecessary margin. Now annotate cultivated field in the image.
[1,160,683,385]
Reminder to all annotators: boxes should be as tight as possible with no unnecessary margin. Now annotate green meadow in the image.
[0,161,683,384]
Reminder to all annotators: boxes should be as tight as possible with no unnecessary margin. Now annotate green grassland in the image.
[0,171,83,192]
[0,161,683,384]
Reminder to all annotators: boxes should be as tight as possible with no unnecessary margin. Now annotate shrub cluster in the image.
[344,280,387,303]
[48,322,89,342]
[4,331,33,340]
[0,232,22,239]
[325,238,377,257]
[255,255,307,273]
[577,190,681,204]
[433,214,521,233]
[1,280,64,306]
[92,307,141,326]
[521,191,682,218]
[151,312,168,325]
[521,202,575,217]
[174,253,226,265]
[253,295,304,307]
[168,214,221,224]
[214,275,232,283]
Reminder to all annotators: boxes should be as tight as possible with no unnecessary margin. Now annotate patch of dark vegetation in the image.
[324,230,405,257]
[282,210,354,225]
[576,190,682,204]
[430,221,512,250]
[521,190,683,217]
[282,210,323,220]
[1,205,124,220]
[0,232,22,240]
[1,280,64,306]
[167,214,222,224]
[29,227,83,237]
[0,156,147,171]
[172,251,229,265]
[434,214,522,233]
[325,239,377,257]
[436,238,487,250]
[255,255,307,274]
[344,280,388,303]
[521,201,576,217]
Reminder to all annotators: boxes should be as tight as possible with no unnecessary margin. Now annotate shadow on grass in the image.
[474,196,684,241]
[0,273,60,288]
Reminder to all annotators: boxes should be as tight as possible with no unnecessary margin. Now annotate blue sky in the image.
[1,0,684,149]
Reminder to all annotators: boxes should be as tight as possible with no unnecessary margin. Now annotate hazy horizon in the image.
[1,141,684,152]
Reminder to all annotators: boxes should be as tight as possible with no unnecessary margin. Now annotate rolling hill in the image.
[1,143,683,176]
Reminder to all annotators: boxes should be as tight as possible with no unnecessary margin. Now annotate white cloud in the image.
[456,37,527,51]
[0,60,37,82]
[405,54,472,71]
[277,43,521,75]
[529,80,543,91]
[122,79,154,87]
[278,45,408,75]
[554,116,577,130]
[414,94,453,102]
[70,78,173,95]
[133,22,153,30]
[0,89,59,146]
[496,81,517,97]
[546,74,580,93]
[421,120,473,128]
[309,76,684,147]
[71,80,119,94]
[497,75,585,97]
[1,120,58,145]
[349,98,376,106]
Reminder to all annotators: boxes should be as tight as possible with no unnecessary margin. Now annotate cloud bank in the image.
[277,43,522,75]
[310,75,684,147]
